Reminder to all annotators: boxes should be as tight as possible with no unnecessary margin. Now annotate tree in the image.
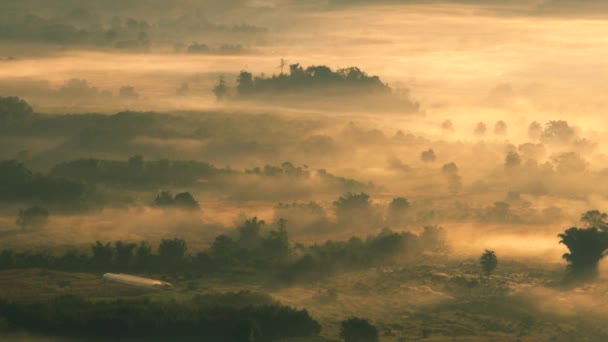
[558,227,608,280]
[420,149,436,163]
[480,249,498,276]
[154,191,174,206]
[441,119,454,132]
[339,317,379,342]
[236,71,254,96]
[114,241,136,268]
[542,120,576,144]
[91,241,114,269]
[262,219,289,263]
[474,122,487,136]
[211,235,238,264]
[528,121,543,141]
[237,217,265,249]
[504,151,521,170]
[387,197,410,225]
[581,210,608,229]
[494,120,507,136]
[213,76,229,100]
[118,85,139,99]
[552,152,587,174]
[174,192,200,210]
[333,192,375,227]
[441,162,462,194]
[0,96,33,126]
[158,238,187,261]
[16,206,49,230]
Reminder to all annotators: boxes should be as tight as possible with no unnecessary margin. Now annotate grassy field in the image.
[2,255,606,341]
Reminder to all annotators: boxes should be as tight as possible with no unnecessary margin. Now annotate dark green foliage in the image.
[51,156,224,188]
[340,317,379,342]
[480,250,498,276]
[387,197,411,225]
[213,75,229,100]
[505,151,521,169]
[274,201,330,233]
[113,241,136,269]
[0,160,87,206]
[16,206,49,230]
[281,229,420,283]
[421,148,436,163]
[235,63,391,98]
[0,223,430,281]
[333,192,378,228]
[580,210,608,229]
[0,294,321,340]
[154,190,175,206]
[494,120,507,135]
[0,96,33,127]
[558,227,608,280]
[542,120,576,144]
[154,191,200,210]
[174,192,200,210]
[91,241,114,269]
[158,238,188,261]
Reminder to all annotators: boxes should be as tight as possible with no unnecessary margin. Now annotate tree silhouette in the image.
[339,317,379,342]
[480,249,498,276]
[16,206,49,230]
[174,192,200,210]
[114,241,136,269]
[333,192,376,227]
[0,96,33,126]
[558,227,608,280]
[505,151,521,170]
[421,149,436,163]
[494,120,507,136]
[213,76,228,100]
[528,121,543,140]
[91,241,114,269]
[581,210,608,229]
[474,122,487,136]
[158,238,187,261]
[387,197,410,225]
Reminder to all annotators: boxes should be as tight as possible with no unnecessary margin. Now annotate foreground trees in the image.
[558,227,608,280]
[16,206,49,230]
[340,317,379,342]
[480,250,498,277]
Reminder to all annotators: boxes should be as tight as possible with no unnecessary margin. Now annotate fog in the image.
[3,1,608,341]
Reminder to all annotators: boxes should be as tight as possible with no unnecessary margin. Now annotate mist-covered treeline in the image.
[0,218,446,283]
[0,291,321,340]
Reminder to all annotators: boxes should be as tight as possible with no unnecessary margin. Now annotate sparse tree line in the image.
[212,62,420,111]
[0,291,320,341]
[0,218,446,283]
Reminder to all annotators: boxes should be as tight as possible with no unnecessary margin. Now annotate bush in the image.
[340,317,379,342]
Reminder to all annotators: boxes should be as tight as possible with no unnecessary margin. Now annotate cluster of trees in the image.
[558,210,608,281]
[0,96,33,127]
[186,42,245,54]
[0,12,151,49]
[0,292,320,340]
[232,63,391,98]
[50,155,228,188]
[0,219,446,283]
[0,160,87,207]
[154,191,200,210]
[16,206,49,231]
